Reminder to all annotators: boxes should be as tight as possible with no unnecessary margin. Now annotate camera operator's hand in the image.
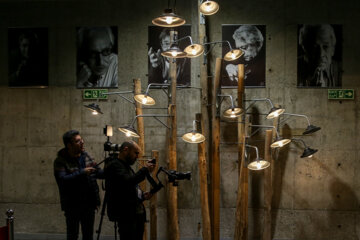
[143,191,153,200]
[145,161,155,173]
[84,167,96,175]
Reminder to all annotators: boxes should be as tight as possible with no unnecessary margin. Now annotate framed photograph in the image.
[221,24,266,88]
[148,25,191,86]
[8,28,48,88]
[297,24,342,88]
[76,26,118,88]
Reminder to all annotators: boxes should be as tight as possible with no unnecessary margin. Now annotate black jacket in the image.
[54,149,101,211]
[104,157,148,222]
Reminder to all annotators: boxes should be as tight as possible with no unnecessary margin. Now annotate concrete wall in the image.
[0,0,359,239]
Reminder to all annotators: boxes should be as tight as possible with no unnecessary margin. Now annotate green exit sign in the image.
[83,89,108,100]
[328,89,354,100]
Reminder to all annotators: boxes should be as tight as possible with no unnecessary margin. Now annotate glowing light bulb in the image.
[308,155,313,158]
[191,134,197,142]
[273,112,279,117]
[231,52,236,59]
[126,132,131,137]
[256,161,261,170]
[171,51,178,57]
[205,3,212,11]
[165,17,173,24]
[92,111,98,115]
[191,49,197,55]
[278,141,283,147]
[142,97,148,104]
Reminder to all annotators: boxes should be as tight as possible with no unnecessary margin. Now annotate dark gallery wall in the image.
[0,0,360,239]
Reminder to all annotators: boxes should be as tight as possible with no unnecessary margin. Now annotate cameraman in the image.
[104,141,155,240]
[54,130,103,240]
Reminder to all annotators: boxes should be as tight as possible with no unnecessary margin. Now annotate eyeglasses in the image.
[72,138,84,144]
[89,47,112,59]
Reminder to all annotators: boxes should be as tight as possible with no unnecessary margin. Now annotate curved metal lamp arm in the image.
[244,98,274,111]
[282,113,311,126]
[144,83,171,95]
[249,124,280,138]
[130,114,171,129]
[173,35,194,45]
[218,94,235,109]
[203,40,233,56]
[103,91,134,104]
[291,138,308,148]
[245,144,260,159]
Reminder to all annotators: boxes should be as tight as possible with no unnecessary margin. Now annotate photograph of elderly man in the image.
[221,24,266,87]
[76,26,118,88]
[297,24,342,87]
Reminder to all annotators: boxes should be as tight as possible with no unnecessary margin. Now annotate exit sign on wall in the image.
[328,89,355,100]
[83,89,108,100]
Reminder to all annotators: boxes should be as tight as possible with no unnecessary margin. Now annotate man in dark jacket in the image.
[54,130,103,240]
[104,141,154,240]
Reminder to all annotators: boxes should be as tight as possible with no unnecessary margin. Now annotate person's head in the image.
[63,130,84,156]
[18,32,39,59]
[78,27,115,76]
[119,141,141,165]
[299,24,336,70]
[159,29,171,52]
[232,25,264,61]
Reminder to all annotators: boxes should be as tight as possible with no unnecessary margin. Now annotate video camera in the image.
[103,125,121,152]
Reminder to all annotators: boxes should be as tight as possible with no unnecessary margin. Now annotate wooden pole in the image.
[210,58,222,240]
[263,130,273,240]
[196,113,211,240]
[166,29,179,240]
[133,78,147,240]
[150,150,159,240]
[234,65,248,240]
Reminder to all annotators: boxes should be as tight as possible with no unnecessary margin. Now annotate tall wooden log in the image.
[234,65,248,240]
[210,58,222,240]
[150,150,159,240]
[263,130,273,240]
[133,78,147,240]
[196,113,211,240]
[166,29,179,240]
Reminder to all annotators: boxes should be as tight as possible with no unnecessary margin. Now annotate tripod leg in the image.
[96,194,108,240]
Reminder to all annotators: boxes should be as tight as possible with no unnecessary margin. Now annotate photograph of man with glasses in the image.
[76,26,118,88]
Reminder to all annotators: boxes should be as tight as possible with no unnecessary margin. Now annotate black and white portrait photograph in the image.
[8,28,48,88]
[222,24,266,87]
[76,26,118,88]
[148,25,191,86]
[297,24,342,88]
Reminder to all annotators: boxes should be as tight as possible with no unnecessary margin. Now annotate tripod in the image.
[96,192,119,240]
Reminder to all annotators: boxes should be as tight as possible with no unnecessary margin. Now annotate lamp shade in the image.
[223,107,243,118]
[161,44,187,58]
[134,94,156,106]
[84,103,103,115]
[303,124,321,135]
[182,131,206,143]
[266,107,285,119]
[184,44,204,58]
[271,138,291,148]
[224,49,243,61]
[199,0,219,15]
[301,147,318,158]
[152,9,186,27]
[248,159,270,170]
[118,126,140,138]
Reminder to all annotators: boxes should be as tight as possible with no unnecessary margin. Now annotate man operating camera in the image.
[104,141,155,240]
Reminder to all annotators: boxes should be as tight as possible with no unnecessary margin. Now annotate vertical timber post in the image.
[263,130,273,240]
[150,150,159,240]
[196,113,211,240]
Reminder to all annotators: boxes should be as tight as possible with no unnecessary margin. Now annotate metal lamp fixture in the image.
[199,0,219,15]
[281,113,321,135]
[249,125,291,149]
[118,114,170,138]
[84,103,103,115]
[161,43,187,58]
[218,94,243,118]
[292,138,318,158]
[152,8,186,28]
[245,98,285,119]
[203,41,244,61]
[182,120,206,143]
[246,145,270,170]
[133,83,170,106]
